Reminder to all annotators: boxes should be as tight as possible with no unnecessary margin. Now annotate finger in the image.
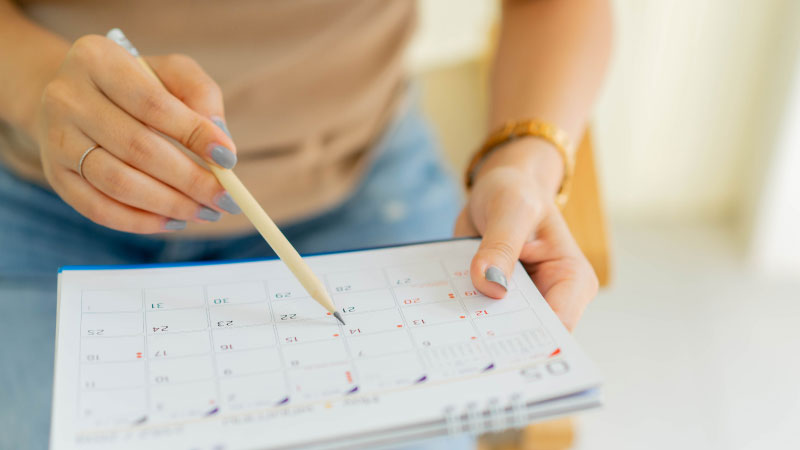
[147,54,226,123]
[453,208,479,237]
[48,165,179,234]
[80,144,221,223]
[66,86,237,215]
[520,210,599,331]
[470,194,541,299]
[72,35,236,168]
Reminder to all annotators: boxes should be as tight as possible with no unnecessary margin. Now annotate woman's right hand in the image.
[35,34,240,234]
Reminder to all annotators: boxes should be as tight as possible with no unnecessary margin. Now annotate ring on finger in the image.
[77,144,101,180]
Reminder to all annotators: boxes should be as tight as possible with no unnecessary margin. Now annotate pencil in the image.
[106,28,345,326]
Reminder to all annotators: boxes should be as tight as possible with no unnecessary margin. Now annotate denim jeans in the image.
[0,103,473,449]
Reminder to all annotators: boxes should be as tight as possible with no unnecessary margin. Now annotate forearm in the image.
[480,0,612,192]
[0,1,69,137]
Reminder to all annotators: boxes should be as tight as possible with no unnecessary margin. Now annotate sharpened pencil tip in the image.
[333,311,346,325]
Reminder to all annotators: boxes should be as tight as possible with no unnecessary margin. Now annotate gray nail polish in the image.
[164,219,186,230]
[485,266,508,290]
[212,117,232,138]
[211,145,237,169]
[215,192,241,214]
[196,206,222,222]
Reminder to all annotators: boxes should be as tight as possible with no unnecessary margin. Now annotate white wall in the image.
[746,0,800,279]
[592,0,795,223]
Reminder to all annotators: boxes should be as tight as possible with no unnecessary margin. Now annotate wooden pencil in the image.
[106,28,345,326]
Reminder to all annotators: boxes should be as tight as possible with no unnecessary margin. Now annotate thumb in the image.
[470,199,538,299]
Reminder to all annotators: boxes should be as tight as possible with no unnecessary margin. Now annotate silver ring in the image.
[77,144,100,179]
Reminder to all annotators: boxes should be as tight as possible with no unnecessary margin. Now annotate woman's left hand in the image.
[454,139,598,331]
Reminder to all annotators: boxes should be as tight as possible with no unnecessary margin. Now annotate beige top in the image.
[1,0,415,235]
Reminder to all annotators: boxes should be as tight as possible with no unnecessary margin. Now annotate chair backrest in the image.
[562,129,611,286]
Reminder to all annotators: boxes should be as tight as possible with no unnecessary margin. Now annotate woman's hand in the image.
[35,34,240,234]
[454,139,599,331]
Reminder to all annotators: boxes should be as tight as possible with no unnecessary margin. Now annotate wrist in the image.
[473,137,564,196]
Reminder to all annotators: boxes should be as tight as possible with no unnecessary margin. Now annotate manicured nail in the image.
[215,192,241,214]
[196,206,221,222]
[210,145,237,169]
[164,219,186,231]
[211,116,232,138]
[484,266,508,290]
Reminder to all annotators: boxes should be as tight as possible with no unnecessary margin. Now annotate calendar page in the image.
[51,239,601,450]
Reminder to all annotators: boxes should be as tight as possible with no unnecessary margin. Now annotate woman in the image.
[0,0,611,448]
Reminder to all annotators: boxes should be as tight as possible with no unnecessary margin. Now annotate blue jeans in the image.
[0,104,472,449]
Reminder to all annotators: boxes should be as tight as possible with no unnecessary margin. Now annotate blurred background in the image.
[409,1,800,448]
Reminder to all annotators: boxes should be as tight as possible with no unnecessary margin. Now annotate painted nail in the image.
[196,206,222,222]
[164,219,186,231]
[484,266,508,290]
[211,145,237,169]
[212,116,232,138]
[215,192,241,214]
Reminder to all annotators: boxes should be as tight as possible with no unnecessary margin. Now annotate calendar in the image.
[51,239,601,450]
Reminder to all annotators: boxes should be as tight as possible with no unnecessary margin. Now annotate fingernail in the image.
[211,116,232,138]
[484,266,508,290]
[164,219,186,231]
[210,145,237,169]
[215,192,241,214]
[196,206,222,222]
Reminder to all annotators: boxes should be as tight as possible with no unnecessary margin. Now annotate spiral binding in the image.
[442,393,530,437]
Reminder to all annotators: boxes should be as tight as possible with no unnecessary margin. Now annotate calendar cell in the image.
[213,325,276,352]
[147,330,211,359]
[402,301,465,327]
[474,309,543,338]
[342,309,405,336]
[268,276,309,301]
[148,355,215,384]
[386,262,447,286]
[410,321,477,347]
[82,312,143,337]
[287,363,355,400]
[326,268,386,293]
[146,308,208,334]
[451,276,483,299]
[276,320,341,344]
[81,361,145,390]
[80,335,144,363]
[443,258,471,279]
[82,289,141,313]
[149,380,218,421]
[347,330,414,358]
[462,291,528,318]
[144,285,204,310]
[421,342,492,378]
[215,347,282,377]
[271,297,327,322]
[333,289,395,315]
[281,339,348,368]
[207,281,266,306]
[486,329,557,365]
[209,302,271,328]
[78,388,146,429]
[355,352,425,390]
[394,281,455,306]
[220,371,288,410]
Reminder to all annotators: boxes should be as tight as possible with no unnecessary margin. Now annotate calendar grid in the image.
[71,254,562,432]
